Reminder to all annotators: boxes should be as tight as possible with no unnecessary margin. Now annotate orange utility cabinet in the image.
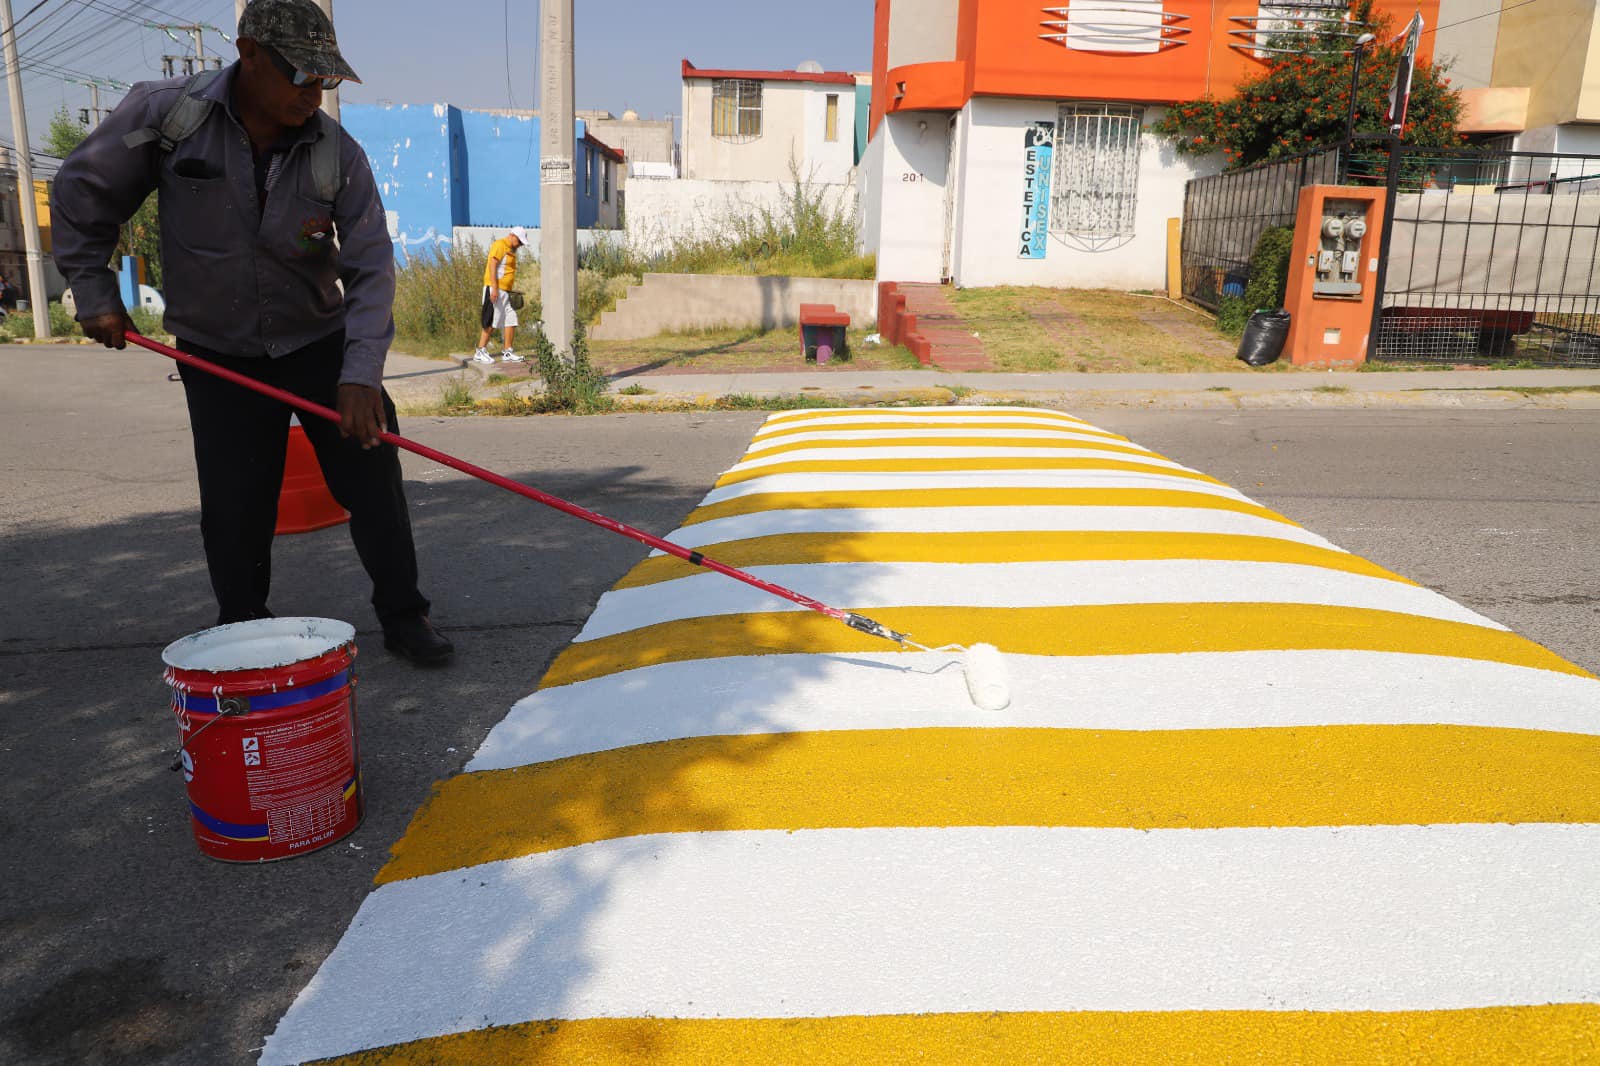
[1282,185,1387,367]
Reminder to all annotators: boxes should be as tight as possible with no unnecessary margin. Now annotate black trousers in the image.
[176,332,430,627]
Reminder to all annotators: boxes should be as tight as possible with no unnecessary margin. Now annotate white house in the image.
[680,59,861,186]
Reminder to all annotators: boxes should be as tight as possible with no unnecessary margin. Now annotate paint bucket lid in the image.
[162,617,356,672]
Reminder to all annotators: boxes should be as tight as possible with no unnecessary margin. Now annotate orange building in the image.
[861,0,1437,288]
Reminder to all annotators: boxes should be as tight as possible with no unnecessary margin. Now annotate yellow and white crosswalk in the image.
[262,407,1600,1065]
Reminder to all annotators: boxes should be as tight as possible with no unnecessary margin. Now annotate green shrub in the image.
[533,317,612,414]
[1216,226,1294,337]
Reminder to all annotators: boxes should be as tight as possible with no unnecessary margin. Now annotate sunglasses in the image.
[262,45,343,91]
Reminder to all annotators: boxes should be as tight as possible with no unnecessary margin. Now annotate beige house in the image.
[1442,0,1600,161]
[679,59,860,185]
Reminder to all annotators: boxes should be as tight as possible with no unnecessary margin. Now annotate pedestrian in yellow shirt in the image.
[473,226,529,363]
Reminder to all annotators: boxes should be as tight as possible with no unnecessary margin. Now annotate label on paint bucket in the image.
[240,701,356,847]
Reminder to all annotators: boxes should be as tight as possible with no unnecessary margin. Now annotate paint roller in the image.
[125,332,1012,710]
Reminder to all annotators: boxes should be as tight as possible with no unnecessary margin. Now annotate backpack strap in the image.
[123,69,342,205]
[122,69,223,152]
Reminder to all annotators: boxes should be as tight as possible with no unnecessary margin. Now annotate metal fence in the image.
[1179,148,1342,310]
[1361,145,1600,366]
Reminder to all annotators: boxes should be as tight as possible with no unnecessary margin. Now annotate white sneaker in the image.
[501,351,524,363]
[471,348,494,364]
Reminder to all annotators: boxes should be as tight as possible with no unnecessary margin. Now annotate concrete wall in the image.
[681,79,858,183]
[1492,0,1600,127]
[621,177,855,258]
[945,98,1218,290]
[1435,0,1503,90]
[886,0,960,68]
[860,110,953,283]
[590,272,877,340]
[584,117,675,165]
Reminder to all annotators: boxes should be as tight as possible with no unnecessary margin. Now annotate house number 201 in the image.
[901,172,923,182]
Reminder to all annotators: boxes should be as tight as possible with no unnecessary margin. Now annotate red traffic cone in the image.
[275,419,349,535]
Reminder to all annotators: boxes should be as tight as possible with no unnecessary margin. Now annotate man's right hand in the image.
[81,311,135,349]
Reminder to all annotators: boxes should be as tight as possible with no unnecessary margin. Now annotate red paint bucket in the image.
[162,618,363,862]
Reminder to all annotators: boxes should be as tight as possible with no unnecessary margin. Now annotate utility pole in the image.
[69,78,126,127]
[539,0,575,359]
[151,24,224,78]
[2,0,52,337]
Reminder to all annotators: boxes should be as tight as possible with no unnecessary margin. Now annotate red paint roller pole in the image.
[126,332,911,647]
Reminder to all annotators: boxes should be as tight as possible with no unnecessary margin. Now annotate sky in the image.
[5,0,874,168]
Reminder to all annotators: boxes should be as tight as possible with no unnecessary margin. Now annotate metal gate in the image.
[1179,148,1342,310]
[1364,144,1600,366]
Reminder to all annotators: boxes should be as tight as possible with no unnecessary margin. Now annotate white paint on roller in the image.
[160,617,355,672]
[472,651,1600,770]
[699,471,1252,508]
[571,561,1502,643]
[723,445,1190,475]
[259,822,1600,1065]
[962,642,1010,709]
[663,506,1340,553]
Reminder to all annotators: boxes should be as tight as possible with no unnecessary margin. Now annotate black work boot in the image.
[381,613,455,666]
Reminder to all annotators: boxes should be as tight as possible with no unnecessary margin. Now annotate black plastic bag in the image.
[1237,309,1290,366]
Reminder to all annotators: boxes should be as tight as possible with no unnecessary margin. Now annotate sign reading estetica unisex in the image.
[1019,121,1054,259]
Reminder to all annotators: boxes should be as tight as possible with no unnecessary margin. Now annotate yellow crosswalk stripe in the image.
[539,603,1587,690]
[311,1003,1600,1065]
[376,723,1600,884]
[714,456,1224,488]
[737,434,1160,463]
[682,487,1298,527]
[615,531,1406,590]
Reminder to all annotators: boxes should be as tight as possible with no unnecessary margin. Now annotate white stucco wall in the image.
[947,98,1218,291]
[865,111,953,283]
[621,178,855,258]
[682,78,857,184]
[803,86,858,185]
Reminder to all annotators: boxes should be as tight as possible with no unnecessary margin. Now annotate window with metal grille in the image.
[1051,103,1145,249]
[712,78,763,142]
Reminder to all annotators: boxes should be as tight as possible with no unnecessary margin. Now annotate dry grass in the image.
[950,288,1294,372]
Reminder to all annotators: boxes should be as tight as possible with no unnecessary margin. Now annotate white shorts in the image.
[481,286,519,330]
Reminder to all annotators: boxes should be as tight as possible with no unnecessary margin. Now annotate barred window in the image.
[1051,103,1144,249]
[712,78,762,142]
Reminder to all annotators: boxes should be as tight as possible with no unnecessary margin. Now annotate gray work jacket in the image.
[52,65,396,389]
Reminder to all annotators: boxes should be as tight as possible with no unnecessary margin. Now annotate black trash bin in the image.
[1237,309,1291,366]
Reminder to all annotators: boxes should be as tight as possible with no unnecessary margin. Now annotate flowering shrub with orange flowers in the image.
[1150,0,1462,169]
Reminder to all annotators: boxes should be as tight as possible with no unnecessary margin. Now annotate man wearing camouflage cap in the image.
[53,0,454,665]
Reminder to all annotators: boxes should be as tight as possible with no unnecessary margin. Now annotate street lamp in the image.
[1344,32,1378,148]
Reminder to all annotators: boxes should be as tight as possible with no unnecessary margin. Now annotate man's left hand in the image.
[337,384,386,449]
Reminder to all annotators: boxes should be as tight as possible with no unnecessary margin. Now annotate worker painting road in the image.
[262,407,1600,1064]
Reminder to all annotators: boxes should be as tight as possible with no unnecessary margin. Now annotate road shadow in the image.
[1,460,796,1064]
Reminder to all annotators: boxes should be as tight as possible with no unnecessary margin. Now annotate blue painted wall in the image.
[345,103,607,262]
[341,103,456,259]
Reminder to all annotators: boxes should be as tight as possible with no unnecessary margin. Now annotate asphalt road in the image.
[2,346,1596,1063]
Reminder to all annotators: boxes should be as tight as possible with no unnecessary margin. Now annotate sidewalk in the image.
[383,352,1600,410]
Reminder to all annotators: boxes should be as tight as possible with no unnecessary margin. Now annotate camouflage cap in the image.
[238,0,361,84]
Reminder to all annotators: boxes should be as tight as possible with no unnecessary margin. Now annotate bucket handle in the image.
[169,696,248,772]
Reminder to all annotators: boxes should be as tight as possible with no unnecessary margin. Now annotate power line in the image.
[1423,0,1543,38]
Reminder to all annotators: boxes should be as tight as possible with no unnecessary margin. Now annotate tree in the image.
[43,106,164,286]
[44,106,87,158]
[1150,0,1462,169]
